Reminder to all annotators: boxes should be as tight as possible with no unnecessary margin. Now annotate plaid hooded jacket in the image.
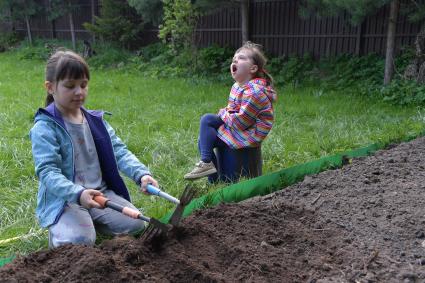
[217,78,277,149]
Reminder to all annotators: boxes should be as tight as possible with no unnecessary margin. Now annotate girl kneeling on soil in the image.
[30,50,159,248]
[184,41,277,180]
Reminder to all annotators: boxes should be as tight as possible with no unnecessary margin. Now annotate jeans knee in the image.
[127,219,145,235]
[49,232,96,248]
[200,113,222,127]
[104,219,145,236]
[73,234,96,246]
[200,113,215,123]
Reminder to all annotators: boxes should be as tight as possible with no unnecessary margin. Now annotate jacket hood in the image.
[34,103,105,125]
[250,78,277,103]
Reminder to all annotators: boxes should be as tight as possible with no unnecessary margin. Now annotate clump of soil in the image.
[1,137,425,282]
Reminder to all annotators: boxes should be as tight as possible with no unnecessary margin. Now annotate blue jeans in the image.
[198,114,226,163]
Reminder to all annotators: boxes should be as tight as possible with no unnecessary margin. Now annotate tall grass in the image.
[0,51,424,258]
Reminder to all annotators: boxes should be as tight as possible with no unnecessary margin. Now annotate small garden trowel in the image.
[146,184,194,227]
[93,195,170,241]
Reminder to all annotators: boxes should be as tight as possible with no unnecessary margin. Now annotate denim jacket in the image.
[29,103,151,227]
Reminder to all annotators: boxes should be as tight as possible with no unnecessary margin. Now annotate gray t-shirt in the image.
[64,116,107,190]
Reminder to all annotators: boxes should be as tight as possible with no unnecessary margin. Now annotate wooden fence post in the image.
[355,21,364,56]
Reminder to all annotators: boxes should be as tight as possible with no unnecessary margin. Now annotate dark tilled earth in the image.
[1,137,425,282]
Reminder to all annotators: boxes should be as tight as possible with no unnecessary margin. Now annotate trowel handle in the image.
[146,184,180,205]
[93,195,151,222]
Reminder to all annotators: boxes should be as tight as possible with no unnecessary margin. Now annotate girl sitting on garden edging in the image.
[184,41,277,180]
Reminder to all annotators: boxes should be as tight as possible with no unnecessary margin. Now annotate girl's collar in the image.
[235,77,266,87]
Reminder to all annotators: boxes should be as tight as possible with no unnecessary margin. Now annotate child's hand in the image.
[80,189,103,209]
[140,175,159,195]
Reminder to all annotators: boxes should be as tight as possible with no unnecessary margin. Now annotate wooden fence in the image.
[5,0,423,58]
[11,0,99,41]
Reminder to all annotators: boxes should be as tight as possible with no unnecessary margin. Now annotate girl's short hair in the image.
[236,41,274,85]
[45,50,90,106]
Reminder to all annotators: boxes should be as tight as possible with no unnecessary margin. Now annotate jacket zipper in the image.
[41,115,75,210]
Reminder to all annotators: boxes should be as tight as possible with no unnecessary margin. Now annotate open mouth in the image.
[231,64,237,73]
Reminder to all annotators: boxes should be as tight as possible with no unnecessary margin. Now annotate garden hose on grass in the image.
[0,232,40,245]
[0,235,25,245]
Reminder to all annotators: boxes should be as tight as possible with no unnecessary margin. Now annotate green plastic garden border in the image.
[1,131,423,268]
[160,143,379,223]
[0,256,15,267]
[161,130,424,223]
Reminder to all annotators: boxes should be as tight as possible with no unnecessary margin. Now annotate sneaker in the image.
[184,161,217,180]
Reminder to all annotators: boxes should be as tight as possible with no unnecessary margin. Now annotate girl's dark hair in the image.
[236,41,274,85]
[45,50,90,106]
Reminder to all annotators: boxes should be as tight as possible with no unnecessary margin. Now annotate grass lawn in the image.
[0,51,424,258]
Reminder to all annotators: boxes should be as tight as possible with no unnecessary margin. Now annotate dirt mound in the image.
[1,137,425,282]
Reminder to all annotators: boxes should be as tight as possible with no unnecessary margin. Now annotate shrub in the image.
[8,38,424,106]
[87,43,133,69]
[381,79,425,105]
[136,42,169,62]
[269,54,315,86]
[158,0,198,53]
[83,0,144,49]
[194,45,234,75]
[15,39,72,61]
[0,32,21,52]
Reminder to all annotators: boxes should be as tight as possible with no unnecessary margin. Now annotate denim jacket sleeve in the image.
[103,120,151,185]
[30,120,85,204]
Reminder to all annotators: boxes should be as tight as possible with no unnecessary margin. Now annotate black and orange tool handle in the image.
[93,195,151,222]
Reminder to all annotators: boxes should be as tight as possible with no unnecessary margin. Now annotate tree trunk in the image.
[240,0,249,44]
[415,22,425,64]
[404,22,425,82]
[415,22,425,83]
[384,0,399,85]
[25,14,33,46]
[69,11,76,50]
[91,0,96,43]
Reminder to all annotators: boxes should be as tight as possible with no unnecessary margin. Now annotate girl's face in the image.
[46,77,88,113]
[230,49,258,84]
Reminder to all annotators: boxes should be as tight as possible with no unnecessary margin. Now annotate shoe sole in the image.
[184,168,217,180]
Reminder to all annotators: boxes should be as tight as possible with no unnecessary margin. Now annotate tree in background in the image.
[401,1,425,84]
[47,0,79,50]
[158,0,198,54]
[127,0,163,26]
[129,0,250,47]
[84,0,144,49]
[300,0,425,85]
[0,0,40,45]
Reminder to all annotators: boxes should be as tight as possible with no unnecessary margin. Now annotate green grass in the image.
[0,51,424,259]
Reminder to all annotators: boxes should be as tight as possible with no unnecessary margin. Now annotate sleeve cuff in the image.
[135,172,152,186]
[76,189,85,205]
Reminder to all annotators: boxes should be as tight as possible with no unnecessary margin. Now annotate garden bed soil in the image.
[1,136,425,282]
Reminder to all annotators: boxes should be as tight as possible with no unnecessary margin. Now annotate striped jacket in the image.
[217,78,277,149]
